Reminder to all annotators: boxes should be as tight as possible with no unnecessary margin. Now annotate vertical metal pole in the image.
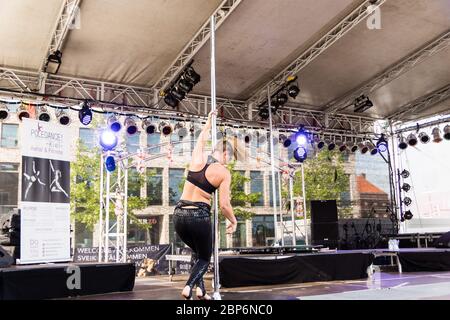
[123,159,128,263]
[301,164,309,245]
[105,167,111,262]
[277,169,284,246]
[98,154,104,262]
[268,88,279,245]
[210,15,221,301]
[116,163,121,263]
[289,173,296,245]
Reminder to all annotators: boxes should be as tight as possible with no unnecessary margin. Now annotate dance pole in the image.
[210,15,221,300]
[267,88,279,245]
[289,172,296,245]
[277,168,285,246]
[123,159,128,263]
[301,163,309,245]
[98,154,104,262]
[105,162,111,262]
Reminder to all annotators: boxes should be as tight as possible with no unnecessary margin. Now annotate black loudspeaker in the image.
[0,246,14,268]
[435,232,450,248]
[310,200,339,249]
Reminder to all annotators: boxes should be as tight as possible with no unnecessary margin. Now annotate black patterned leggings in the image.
[173,200,212,291]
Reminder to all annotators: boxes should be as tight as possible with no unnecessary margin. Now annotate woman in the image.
[173,110,237,300]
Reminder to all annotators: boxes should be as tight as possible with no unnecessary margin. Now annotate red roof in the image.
[356,175,385,194]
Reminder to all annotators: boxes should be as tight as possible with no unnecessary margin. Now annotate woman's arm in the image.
[191,110,216,166]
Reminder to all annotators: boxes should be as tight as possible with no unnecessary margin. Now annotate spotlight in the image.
[45,50,62,74]
[275,92,288,106]
[403,197,412,206]
[354,95,373,113]
[404,210,413,220]
[142,119,156,134]
[170,86,186,101]
[56,110,71,125]
[107,115,122,132]
[184,66,201,85]
[124,117,138,135]
[178,75,194,93]
[175,123,188,139]
[159,121,173,136]
[359,142,369,154]
[368,142,378,155]
[400,169,410,179]
[257,132,267,144]
[79,101,92,125]
[406,133,418,146]
[105,155,116,172]
[287,84,300,99]
[398,136,408,150]
[283,138,292,148]
[349,141,358,153]
[37,106,51,122]
[164,92,179,108]
[444,125,450,140]
[376,134,388,152]
[258,107,270,120]
[431,127,442,143]
[244,132,252,144]
[317,139,326,150]
[418,132,430,144]
[17,104,30,121]
[293,146,307,163]
[401,183,411,192]
[336,139,346,152]
[0,103,9,121]
[295,129,308,146]
[99,130,118,151]
[279,134,288,144]
[327,140,336,151]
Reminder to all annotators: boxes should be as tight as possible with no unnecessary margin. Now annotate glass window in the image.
[252,215,275,247]
[146,168,163,205]
[268,172,280,207]
[79,128,96,149]
[169,168,185,206]
[0,163,19,215]
[1,124,18,148]
[128,167,141,197]
[126,133,140,154]
[250,171,264,206]
[147,133,161,155]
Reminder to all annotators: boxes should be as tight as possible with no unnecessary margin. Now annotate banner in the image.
[19,119,72,264]
[73,244,172,276]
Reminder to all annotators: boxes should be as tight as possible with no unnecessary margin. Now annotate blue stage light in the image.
[293,146,307,163]
[295,128,308,146]
[377,134,388,152]
[105,155,116,172]
[99,130,118,150]
[79,101,92,125]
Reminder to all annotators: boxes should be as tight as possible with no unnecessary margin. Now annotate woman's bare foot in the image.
[182,285,193,300]
[196,287,212,300]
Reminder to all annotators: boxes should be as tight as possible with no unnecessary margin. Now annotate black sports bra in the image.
[186,156,218,194]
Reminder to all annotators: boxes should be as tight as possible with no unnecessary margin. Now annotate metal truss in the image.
[387,84,450,121]
[325,29,450,113]
[246,0,387,107]
[152,0,242,93]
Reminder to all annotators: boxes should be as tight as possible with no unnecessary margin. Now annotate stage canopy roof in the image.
[0,0,449,123]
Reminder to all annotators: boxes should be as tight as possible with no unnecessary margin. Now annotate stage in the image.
[0,262,135,300]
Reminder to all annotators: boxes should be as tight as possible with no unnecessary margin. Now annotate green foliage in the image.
[293,149,351,217]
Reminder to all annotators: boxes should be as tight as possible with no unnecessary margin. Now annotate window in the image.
[126,133,140,153]
[79,128,96,149]
[1,124,18,148]
[147,133,161,155]
[268,172,280,207]
[128,167,141,197]
[0,163,19,215]
[250,171,264,206]
[146,168,163,205]
[252,215,275,246]
[169,168,185,205]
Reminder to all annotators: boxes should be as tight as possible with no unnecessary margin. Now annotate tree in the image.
[293,149,351,218]
[70,142,149,231]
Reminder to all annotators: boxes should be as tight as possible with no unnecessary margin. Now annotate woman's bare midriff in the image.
[179,180,212,206]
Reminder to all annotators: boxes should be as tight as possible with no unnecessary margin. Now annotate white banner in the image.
[19,118,72,264]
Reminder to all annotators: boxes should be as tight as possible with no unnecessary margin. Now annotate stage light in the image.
[403,197,412,206]
[444,125,450,140]
[189,122,196,133]
[279,134,288,144]
[327,140,336,151]
[258,131,267,144]
[164,92,179,108]
[124,117,138,135]
[283,138,292,148]
[358,142,369,154]
[244,132,252,144]
[45,50,62,74]
[369,144,378,155]
[376,134,388,152]
[36,106,51,122]
[17,104,30,121]
[275,92,288,106]
[336,140,346,152]
[432,127,442,143]
[418,132,430,144]
[349,141,358,153]
[317,139,326,150]
[78,101,92,125]
[354,95,373,113]
[287,84,300,99]
[178,75,194,93]
[105,155,116,172]
[401,183,411,192]
[293,146,307,163]
[99,130,118,151]
[175,123,188,139]
[56,109,71,125]
[170,86,186,101]
[400,169,410,179]
[404,210,413,220]
[295,129,308,146]
[107,115,122,132]
[159,121,173,136]
[184,66,201,85]
[398,136,408,150]
[406,133,418,146]
[0,103,9,121]
[258,107,270,120]
[142,119,156,134]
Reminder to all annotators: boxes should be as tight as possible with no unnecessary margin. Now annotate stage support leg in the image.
[301,163,309,246]
[210,15,221,301]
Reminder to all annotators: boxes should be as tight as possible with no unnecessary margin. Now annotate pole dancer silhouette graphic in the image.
[23,160,46,199]
[50,160,69,198]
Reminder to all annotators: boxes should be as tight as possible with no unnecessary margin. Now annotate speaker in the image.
[435,232,450,248]
[310,200,339,248]
[0,246,14,268]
